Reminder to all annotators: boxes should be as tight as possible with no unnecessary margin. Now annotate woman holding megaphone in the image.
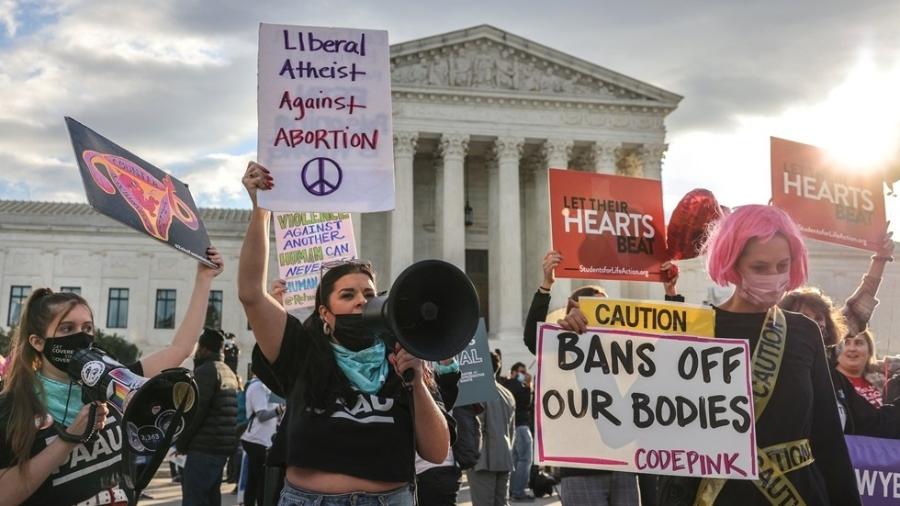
[238,162,454,506]
[0,248,224,506]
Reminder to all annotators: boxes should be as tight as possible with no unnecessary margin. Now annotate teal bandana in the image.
[433,359,460,375]
[37,372,82,425]
[330,339,389,394]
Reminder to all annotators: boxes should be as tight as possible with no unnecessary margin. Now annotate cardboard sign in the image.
[771,137,886,251]
[453,319,499,407]
[535,324,756,479]
[65,117,214,267]
[549,169,667,282]
[847,435,900,505]
[579,297,715,337]
[273,212,357,311]
[257,24,394,212]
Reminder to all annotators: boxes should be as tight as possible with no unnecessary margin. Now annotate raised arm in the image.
[843,225,894,336]
[140,247,224,377]
[523,251,560,354]
[237,162,287,363]
[390,344,451,464]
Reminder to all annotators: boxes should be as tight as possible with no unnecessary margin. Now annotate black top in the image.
[252,314,456,483]
[500,377,533,427]
[0,362,143,506]
[657,307,861,506]
[175,353,240,455]
[829,363,900,438]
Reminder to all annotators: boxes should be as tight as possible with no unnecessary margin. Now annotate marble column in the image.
[389,131,418,283]
[438,133,469,270]
[487,157,500,335]
[591,141,623,298]
[492,136,525,342]
[639,143,668,181]
[540,138,574,308]
[350,213,363,256]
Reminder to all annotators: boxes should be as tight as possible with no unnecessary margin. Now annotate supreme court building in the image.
[1,25,898,371]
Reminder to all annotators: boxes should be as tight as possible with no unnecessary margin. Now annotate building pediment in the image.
[391,25,682,108]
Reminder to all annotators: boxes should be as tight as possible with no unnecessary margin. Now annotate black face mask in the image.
[43,332,94,371]
[332,314,378,352]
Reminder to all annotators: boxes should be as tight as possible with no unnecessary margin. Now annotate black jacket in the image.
[827,352,900,439]
[176,352,240,455]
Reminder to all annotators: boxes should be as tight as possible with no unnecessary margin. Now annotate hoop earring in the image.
[323,321,332,336]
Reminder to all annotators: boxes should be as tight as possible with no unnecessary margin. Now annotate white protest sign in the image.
[273,212,357,312]
[536,324,757,479]
[257,24,394,212]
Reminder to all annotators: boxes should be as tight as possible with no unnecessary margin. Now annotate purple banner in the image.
[846,435,900,505]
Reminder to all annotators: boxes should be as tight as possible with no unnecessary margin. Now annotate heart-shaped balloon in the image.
[666,189,726,261]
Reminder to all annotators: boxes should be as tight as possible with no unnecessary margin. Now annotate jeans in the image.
[278,481,414,506]
[181,451,229,506]
[510,425,533,497]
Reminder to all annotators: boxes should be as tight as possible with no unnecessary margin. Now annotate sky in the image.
[1,0,900,230]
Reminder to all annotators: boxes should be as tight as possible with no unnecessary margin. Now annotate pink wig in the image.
[704,205,808,289]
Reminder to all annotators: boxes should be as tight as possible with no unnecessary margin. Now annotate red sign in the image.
[771,137,886,251]
[549,169,666,282]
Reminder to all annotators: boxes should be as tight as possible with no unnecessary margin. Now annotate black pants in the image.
[242,440,268,506]
[416,466,461,506]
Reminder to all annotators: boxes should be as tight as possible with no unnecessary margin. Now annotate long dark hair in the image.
[299,262,378,410]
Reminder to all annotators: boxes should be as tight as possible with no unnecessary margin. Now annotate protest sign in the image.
[535,323,756,479]
[549,169,667,282]
[65,117,214,267]
[453,319,499,407]
[257,23,394,212]
[579,297,715,337]
[771,137,886,251]
[846,435,900,505]
[273,212,357,312]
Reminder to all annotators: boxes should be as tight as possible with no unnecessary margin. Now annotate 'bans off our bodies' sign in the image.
[549,169,667,282]
[536,324,757,479]
[273,212,357,312]
[258,24,394,212]
[771,137,886,251]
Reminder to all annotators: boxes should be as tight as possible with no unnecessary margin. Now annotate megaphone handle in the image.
[55,403,100,444]
[402,368,415,384]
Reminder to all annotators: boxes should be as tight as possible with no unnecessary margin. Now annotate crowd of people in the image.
[0,160,897,506]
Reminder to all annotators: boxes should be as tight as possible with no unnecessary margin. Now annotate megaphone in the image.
[67,346,198,503]
[362,259,480,362]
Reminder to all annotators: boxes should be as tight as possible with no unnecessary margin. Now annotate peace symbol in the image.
[300,157,343,196]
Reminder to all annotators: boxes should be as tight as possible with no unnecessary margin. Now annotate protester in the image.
[176,328,241,506]
[237,161,455,506]
[605,204,859,505]
[0,247,223,506]
[415,359,463,506]
[241,372,283,506]
[222,335,242,488]
[501,362,535,502]
[467,351,516,506]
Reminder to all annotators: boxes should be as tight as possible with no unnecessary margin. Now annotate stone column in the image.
[487,157,500,336]
[438,133,469,270]
[582,141,621,298]
[389,131,418,282]
[492,136,525,342]
[540,138,574,308]
[639,143,667,181]
[350,213,363,255]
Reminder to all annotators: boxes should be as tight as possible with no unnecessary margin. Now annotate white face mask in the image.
[737,271,790,307]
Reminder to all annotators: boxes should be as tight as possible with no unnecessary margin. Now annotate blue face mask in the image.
[330,339,389,395]
[37,372,82,425]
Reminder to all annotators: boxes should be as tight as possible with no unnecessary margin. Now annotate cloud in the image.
[0,0,16,37]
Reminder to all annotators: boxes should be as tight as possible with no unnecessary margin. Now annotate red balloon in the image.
[666,189,725,260]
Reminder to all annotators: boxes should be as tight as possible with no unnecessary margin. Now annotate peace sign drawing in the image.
[301,157,343,196]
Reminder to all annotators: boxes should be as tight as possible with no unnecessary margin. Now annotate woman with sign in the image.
[658,205,859,505]
[0,247,224,506]
[237,162,454,506]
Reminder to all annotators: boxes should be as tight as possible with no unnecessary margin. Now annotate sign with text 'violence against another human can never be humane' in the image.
[771,136,886,252]
[273,212,357,312]
[549,169,667,282]
[258,24,394,212]
[535,324,756,479]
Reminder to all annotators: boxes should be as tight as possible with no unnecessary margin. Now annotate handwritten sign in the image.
[453,319,499,407]
[535,324,756,479]
[771,137,886,251]
[273,212,357,311]
[549,169,666,282]
[257,24,394,212]
[65,117,214,267]
[579,297,715,337]
[847,435,900,505]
